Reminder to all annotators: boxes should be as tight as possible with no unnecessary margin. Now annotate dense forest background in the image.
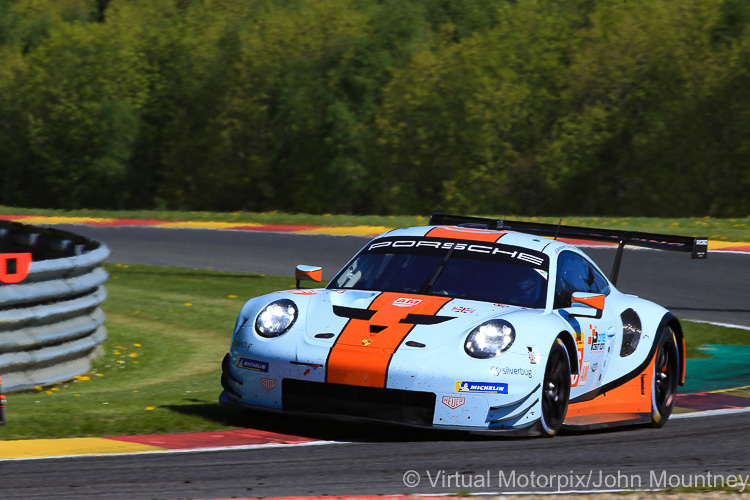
[0,0,749,217]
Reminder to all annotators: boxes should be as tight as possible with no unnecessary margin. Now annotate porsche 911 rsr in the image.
[220,214,707,436]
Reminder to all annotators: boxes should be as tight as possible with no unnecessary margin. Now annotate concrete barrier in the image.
[0,221,109,392]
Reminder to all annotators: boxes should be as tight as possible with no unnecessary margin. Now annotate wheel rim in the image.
[654,338,677,410]
[542,348,569,427]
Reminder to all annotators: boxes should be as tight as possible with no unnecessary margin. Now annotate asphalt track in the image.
[3,224,750,499]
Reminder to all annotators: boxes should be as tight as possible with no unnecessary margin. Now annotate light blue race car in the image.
[221,214,707,436]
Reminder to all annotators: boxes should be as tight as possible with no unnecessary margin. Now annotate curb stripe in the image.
[0,437,166,459]
[0,439,340,462]
[0,428,334,461]
[103,428,319,449]
[1,215,748,251]
[0,215,385,237]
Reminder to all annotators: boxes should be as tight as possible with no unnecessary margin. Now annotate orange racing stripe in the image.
[426,226,505,242]
[326,293,451,388]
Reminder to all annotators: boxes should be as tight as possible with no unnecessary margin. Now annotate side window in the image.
[554,252,610,309]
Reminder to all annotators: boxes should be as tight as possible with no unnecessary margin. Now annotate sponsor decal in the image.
[232,340,253,351]
[580,361,590,385]
[527,346,541,364]
[361,339,373,346]
[575,331,584,347]
[260,378,277,391]
[590,328,606,352]
[456,381,508,394]
[452,306,475,314]
[442,396,465,409]
[555,244,579,255]
[235,357,269,372]
[591,362,599,373]
[572,361,591,387]
[0,253,32,284]
[491,366,533,378]
[393,297,422,307]
[517,253,544,266]
[368,239,547,268]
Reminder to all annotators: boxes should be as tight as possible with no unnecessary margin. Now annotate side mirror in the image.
[295,265,322,289]
[568,292,605,318]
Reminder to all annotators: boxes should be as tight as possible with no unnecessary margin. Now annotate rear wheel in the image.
[650,328,679,427]
[540,339,571,437]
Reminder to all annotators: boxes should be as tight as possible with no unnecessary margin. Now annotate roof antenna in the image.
[554,218,563,240]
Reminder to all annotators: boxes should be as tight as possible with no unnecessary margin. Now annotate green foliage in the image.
[1,0,750,215]
[0,3,150,208]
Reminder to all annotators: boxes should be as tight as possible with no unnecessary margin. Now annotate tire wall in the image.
[0,221,110,392]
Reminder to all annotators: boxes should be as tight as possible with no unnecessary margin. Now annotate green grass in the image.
[0,264,745,440]
[682,321,750,359]
[0,264,296,440]
[1,206,749,241]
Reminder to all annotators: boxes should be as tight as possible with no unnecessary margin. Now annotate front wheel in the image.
[650,327,679,428]
[540,338,571,437]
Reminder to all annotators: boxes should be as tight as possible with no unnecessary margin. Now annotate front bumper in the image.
[220,353,543,434]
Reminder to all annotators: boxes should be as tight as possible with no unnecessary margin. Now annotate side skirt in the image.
[562,412,651,432]
[563,349,657,430]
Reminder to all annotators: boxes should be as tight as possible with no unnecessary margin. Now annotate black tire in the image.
[650,327,679,428]
[540,338,571,437]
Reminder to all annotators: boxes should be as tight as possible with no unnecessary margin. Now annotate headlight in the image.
[464,320,515,359]
[255,299,298,338]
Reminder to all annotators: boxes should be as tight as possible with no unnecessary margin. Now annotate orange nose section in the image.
[326,293,451,388]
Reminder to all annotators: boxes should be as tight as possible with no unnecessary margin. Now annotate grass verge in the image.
[1,206,749,242]
[0,264,295,440]
[0,264,744,440]
[682,321,750,359]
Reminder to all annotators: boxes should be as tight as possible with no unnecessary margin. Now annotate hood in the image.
[297,289,526,347]
[260,288,536,389]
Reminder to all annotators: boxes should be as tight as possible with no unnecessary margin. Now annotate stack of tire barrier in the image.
[0,221,110,393]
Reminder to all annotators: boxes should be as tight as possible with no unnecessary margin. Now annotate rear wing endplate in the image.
[429,213,708,285]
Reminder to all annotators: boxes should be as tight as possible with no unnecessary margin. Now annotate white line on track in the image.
[684,319,750,331]
[672,406,750,420]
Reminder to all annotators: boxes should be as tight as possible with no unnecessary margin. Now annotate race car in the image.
[220,214,708,436]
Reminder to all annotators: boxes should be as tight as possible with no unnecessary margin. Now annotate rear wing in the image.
[428,213,708,285]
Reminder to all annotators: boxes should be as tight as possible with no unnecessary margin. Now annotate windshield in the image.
[330,237,549,308]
